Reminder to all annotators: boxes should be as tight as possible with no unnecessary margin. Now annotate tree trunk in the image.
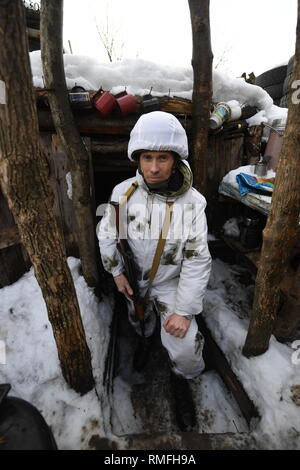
[188,0,213,196]
[273,263,300,342]
[0,0,94,395]
[40,0,100,288]
[242,2,300,357]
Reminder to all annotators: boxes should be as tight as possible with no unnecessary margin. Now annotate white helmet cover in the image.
[128,111,189,161]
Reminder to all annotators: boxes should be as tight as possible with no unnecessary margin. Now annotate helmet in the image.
[128,111,188,161]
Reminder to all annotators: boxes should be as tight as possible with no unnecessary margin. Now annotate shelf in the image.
[222,235,296,295]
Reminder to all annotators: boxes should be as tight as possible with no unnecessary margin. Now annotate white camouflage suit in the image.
[97,111,212,379]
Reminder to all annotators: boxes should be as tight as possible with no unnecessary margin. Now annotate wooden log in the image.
[0,0,94,395]
[188,0,213,196]
[0,225,20,250]
[26,26,40,39]
[38,108,139,135]
[198,315,259,427]
[41,0,100,289]
[244,124,264,164]
[92,139,128,154]
[242,2,300,357]
[0,182,30,286]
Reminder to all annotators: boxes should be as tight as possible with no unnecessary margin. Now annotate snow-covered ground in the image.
[1,54,297,450]
[30,52,287,130]
[0,255,299,450]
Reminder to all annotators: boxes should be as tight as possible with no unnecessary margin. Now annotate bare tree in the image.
[0,0,94,394]
[242,1,300,357]
[214,44,232,71]
[41,0,100,289]
[93,1,124,62]
[188,0,213,196]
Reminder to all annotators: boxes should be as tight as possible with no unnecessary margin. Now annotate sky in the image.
[62,0,298,77]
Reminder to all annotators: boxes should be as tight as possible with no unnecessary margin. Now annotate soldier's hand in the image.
[163,313,191,338]
[113,273,133,300]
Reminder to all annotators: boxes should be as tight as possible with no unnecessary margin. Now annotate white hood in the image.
[128,111,189,161]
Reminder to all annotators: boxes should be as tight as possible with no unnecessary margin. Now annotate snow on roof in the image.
[30,51,288,127]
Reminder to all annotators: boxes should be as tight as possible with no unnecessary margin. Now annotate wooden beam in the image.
[38,108,192,136]
[0,225,20,249]
[198,315,259,427]
[92,139,128,154]
[188,0,213,195]
[26,27,40,39]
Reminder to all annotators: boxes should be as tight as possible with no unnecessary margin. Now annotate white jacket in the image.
[97,161,212,317]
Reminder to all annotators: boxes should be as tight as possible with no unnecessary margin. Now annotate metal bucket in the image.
[92,89,117,117]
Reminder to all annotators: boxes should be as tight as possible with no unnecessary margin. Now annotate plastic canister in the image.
[264,118,286,171]
[209,102,231,129]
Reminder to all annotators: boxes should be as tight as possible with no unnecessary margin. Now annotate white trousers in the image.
[126,295,205,379]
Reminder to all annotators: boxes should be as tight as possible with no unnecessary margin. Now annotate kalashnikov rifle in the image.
[110,201,146,337]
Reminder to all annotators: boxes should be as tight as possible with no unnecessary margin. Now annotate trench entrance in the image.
[97,168,259,446]
[104,292,259,444]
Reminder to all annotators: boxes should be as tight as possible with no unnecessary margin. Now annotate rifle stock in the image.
[110,201,145,336]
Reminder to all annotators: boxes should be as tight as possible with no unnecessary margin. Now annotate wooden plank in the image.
[222,235,296,295]
[198,315,259,427]
[38,108,140,135]
[0,188,30,286]
[92,139,128,154]
[0,245,30,288]
[0,225,20,249]
[218,181,271,216]
[26,27,40,39]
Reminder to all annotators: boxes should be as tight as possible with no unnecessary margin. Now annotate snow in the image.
[30,51,288,127]
[0,258,116,450]
[0,255,299,450]
[220,164,276,209]
[222,164,276,189]
[1,49,298,450]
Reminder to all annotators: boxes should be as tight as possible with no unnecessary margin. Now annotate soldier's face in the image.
[139,151,175,184]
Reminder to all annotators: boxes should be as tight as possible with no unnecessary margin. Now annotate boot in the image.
[170,371,197,432]
[133,336,153,372]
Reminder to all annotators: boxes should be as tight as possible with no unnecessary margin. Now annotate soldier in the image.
[97,111,212,431]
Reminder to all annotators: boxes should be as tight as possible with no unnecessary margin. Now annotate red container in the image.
[116,93,137,116]
[93,91,117,117]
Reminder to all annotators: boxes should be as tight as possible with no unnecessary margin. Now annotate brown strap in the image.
[117,181,138,240]
[124,181,138,200]
[120,181,174,301]
[144,201,174,302]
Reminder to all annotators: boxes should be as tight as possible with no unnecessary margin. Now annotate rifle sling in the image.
[143,201,174,303]
[119,181,174,303]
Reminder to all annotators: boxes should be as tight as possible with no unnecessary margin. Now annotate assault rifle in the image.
[110,201,145,337]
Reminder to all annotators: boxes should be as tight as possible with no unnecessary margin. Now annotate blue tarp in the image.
[236,173,274,196]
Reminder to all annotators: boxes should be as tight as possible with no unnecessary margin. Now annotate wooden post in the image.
[40,0,100,288]
[273,261,300,342]
[0,0,94,394]
[242,1,300,357]
[188,0,213,196]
